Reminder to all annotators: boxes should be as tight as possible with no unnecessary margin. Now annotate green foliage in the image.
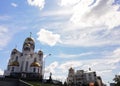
[113,75,120,86]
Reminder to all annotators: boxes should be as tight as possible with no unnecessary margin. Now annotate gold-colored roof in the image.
[30,62,40,67]
[9,61,19,66]
[13,48,17,51]
[25,43,31,46]
[25,37,34,42]
[38,50,43,55]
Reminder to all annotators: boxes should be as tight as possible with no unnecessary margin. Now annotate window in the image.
[25,61,28,71]
[12,67,14,72]
[21,53,23,56]
[33,68,36,72]
[24,47,30,51]
[38,68,39,73]
[8,66,10,71]
[34,58,37,62]
[16,56,18,61]
[12,52,16,55]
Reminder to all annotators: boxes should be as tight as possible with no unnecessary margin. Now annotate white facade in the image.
[4,37,43,79]
[74,70,85,86]
[84,71,97,83]
[67,68,98,86]
[67,68,75,85]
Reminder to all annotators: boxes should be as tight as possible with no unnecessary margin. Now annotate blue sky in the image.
[0,0,120,84]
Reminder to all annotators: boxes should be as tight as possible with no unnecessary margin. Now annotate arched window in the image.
[24,47,30,51]
[38,68,39,73]
[34,58,37,62]
[11,67,14,72]
[8,66,10,71]
[33,68,36,72]
[25,61,28,71]
[16,56,18,61]
[12,51,16,55]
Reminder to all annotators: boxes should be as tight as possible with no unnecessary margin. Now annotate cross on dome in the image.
[30,32,32,38]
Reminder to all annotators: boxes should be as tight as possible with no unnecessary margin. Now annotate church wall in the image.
[4,37,44,79]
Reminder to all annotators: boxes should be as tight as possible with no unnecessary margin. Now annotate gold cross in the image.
[30,32,32,37]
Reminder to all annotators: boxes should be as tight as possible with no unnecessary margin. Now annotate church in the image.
[4,36,44,79]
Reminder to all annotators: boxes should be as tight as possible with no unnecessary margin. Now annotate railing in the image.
[19,79,34,86]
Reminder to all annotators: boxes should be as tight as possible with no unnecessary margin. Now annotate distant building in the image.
[67,67,103,86]
[84,71,97,84]
[110,83,115,86]
[74,70,85,86]
[97,76,103,86]
[4,36,44,79]
[67,67,75,86]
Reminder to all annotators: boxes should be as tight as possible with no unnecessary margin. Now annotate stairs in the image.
[0,78,33,86]
[0,78,19,86]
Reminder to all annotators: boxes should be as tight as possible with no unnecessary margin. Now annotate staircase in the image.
[0,78,33,86]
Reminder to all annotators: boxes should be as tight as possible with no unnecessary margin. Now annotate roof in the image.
[30,62,40,67]
[25,37,34,42]
[9,61,19,66]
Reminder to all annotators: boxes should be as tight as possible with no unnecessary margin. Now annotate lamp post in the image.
[43,54,51,80]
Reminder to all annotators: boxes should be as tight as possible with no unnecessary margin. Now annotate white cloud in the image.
[58,52,93,58]
[37,29,61,46]
[52,74,66,82]
[118,72,120,75]
[60,0,80,7]
[11,3,18,7]
[27,0,45,10]
[42,48,120,82]
[45,61,58,73]
[50,0,120,47]
[41,9,73,17]
[0,26,11,49]
[67,0,120,29]
[0,69,4,75]
[59,61,82,72]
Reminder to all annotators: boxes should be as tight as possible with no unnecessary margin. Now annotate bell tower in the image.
[22,32,35,55]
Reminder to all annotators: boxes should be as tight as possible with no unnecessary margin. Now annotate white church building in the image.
[4,36,44,79]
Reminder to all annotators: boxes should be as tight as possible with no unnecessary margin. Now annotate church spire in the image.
[30,32,32,38]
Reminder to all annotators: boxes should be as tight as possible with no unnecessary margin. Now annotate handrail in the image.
[19,79,33,86]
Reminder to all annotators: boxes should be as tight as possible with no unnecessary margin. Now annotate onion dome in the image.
[11,48,18,55]
[23,37,35,51]
[24,43,31,47]
[9,61,19,66]
[69,67,74,71]
[30,62,40,67]
[25,37,34,43]
[38,50,43,56]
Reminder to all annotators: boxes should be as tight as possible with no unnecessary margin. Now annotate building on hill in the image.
[67,67,75,85]
[4,36,44,79]
[67,67,103,86]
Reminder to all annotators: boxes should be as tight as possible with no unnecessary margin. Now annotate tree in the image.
[64,81,67,86]
[113,75,120,86]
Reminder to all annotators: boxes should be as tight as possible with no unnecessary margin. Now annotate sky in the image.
[0,0,120,85]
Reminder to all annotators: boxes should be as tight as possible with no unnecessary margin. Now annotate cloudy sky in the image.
[0,0,120,84]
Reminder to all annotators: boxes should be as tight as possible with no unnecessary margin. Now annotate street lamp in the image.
[43,54,51,80]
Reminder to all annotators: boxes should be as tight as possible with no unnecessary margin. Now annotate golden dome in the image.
[9,61,19,66]
[25,43,31,46]
[13,48,17,52]
[38,50,43,55]
[25,37,34,42]
[30,62,40,67]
